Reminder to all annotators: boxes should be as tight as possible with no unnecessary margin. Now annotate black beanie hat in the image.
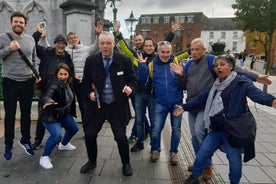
[54,34,67,45]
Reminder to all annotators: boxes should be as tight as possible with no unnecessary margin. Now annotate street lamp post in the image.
[125,11,138,48]
[105,0,121,21]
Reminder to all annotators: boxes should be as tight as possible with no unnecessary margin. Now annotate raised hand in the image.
[137,53,147,63]
[113,20,120,35]
[170,62,184,76]
[171,21,183,33]
[95,20,104,34]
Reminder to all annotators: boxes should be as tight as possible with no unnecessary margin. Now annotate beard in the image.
[12,26,24,35]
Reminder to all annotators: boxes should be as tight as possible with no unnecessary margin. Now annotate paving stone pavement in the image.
[0,75,276,184]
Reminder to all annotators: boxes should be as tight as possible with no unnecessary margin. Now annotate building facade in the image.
[135,12,245,54]
[0,0,106,45]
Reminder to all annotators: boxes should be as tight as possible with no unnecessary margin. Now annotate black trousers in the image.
[84,101,130,164]
[3,77,35,145]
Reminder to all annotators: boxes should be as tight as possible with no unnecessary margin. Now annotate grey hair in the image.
[99,31,115,42]
[191,38,206,49]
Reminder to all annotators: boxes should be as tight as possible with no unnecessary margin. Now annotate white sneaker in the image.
[58,142,76,151]
[39,156,53,169]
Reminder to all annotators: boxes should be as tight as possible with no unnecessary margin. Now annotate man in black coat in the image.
[80,31,137,176]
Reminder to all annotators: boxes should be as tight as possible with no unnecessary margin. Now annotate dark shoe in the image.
[4,145,12,160]
[32,140,42,150]
[18,141,34,155]
[184,175,200,184]
[130,143,144,152]
[80,161,96,174]
[122,163,133,176]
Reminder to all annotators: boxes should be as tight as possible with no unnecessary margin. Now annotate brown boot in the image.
[187,164,193,171]
[202,165,213,180]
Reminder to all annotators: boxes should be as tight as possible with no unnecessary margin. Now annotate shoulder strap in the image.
[6,33,39,79]
[185,59,192,74]
[149,62,153,78]
[185,54,216,78]
[207,54,217,79]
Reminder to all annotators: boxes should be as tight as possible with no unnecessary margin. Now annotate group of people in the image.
[1,11,276,184]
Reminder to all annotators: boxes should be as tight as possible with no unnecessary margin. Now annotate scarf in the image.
[204,71,237,129]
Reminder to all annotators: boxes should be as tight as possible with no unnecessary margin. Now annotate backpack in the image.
[185,54,216,78]
[148,57,179,78]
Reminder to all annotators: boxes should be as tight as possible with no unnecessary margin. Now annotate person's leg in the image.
[146,95,155,136]
[188,111,206,154]
[42,122,62,156]
[223,135,242,184]
[134,92,147,146]
[128,95,137,142]
[75,82,85,122]
[18,78,34,144]
[3,78,18,146]
[169,109,182,153]
[83,108,105,162]
[192,132,223,177]
[151,103,168,152]
[60,114,79,145]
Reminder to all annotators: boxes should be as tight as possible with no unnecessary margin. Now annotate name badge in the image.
[117,71,124,75]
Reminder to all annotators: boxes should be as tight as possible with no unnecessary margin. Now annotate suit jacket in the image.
[82,51,137,126]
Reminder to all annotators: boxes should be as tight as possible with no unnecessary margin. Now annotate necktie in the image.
[104,58,111,76]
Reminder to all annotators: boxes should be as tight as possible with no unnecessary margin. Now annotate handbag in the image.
[224,109,257,148]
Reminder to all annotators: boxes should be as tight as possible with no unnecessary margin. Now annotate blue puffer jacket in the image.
[138,55,183,106]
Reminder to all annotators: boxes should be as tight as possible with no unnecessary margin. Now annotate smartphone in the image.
[40,21,46,28]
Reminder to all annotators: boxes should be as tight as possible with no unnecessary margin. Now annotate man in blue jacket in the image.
[137,40,184,165]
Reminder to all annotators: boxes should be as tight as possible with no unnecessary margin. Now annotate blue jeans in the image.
[188,111,206,154]
[151,102,182,153]
[130,94,150,137]
[192,132,242,184]
[135,92,155,145]
[42,114,79,156]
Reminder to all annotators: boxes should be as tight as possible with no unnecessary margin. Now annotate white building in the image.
[201,18,246,54]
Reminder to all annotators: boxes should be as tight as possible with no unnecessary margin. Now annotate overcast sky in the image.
[105,0,236,37]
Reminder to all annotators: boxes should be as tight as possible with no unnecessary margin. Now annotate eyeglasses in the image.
[157,41,171,47]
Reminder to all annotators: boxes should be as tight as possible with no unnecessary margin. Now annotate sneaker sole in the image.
[18,141,34,156]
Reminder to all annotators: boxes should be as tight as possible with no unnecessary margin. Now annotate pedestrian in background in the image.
[0,12,40,160]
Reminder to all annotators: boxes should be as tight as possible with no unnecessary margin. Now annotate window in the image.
[232,41,237,52]
[187,29,192,37]
[221,32,226,39]
[209,32,214,39]
[141,17,151,24]
[153,17,159,24]
[187,15,194,23]
[233,31,238,39]
[174,16,185,23]
[164,16,170,24]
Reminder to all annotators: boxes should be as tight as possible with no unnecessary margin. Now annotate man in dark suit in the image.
[80,31,137,176]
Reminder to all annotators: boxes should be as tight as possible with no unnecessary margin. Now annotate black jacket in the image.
[81,52,137,126]
[39,78,76,122]
[32,31,75,91]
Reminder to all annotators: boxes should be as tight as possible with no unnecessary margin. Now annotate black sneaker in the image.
[4,145,12,160]
[32,140,42,150]
[130,143,144,152]
[184,175,200,184]
[19,141,34,156]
